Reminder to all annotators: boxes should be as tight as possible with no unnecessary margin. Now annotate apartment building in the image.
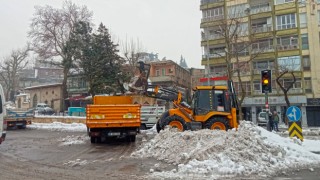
[200,0,320,126]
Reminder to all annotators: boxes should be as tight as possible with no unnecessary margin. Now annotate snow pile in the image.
[63,159,88,167]
[28,122,87,132]
[34,114,86,119]
[302,129,320,136]
[132,121,320,179]
[278,127,320,136]
[58,135,88,146]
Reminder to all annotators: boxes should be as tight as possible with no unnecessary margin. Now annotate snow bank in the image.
[58,135,88,146]
[28,122,87,132]
[132,121,320,179]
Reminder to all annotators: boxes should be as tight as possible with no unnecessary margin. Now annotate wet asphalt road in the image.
[0,128,320,180]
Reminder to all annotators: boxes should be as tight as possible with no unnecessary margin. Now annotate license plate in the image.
[108,132,121,136]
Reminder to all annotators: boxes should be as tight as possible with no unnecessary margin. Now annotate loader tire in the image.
[162,116,188,132]
[157,111,169,133]
[205,117,229,131]
[156,121,161,133]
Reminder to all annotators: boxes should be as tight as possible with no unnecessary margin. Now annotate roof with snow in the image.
[24,83,63,90]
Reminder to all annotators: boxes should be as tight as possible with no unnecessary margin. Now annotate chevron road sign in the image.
[288,121,303,141]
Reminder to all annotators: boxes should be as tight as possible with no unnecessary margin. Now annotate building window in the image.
[277,36,298,50]
[228,3,248,18]
[276,13,296,30]
[46,91,48,95]
[229,23,249,36]
[253,81,261,92]
[302,56,311,71]
[162,68,165,76]
[299,13,307,28]
[202,6,224,20]
[236,81,251,96]
[274,0,294,5]
[252,39,273,53]
[210,65,227,76]
[301,34,309,50]
[278,56,301,71]
[304,77,312,93]
[253,60,275,71]
[52,90,54,94]
[233,62,250,75]
[282,78,301,89]
[156,70,160,76]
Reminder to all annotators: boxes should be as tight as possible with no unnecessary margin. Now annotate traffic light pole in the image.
[265,91,271,131]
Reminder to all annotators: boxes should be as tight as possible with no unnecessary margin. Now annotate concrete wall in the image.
[32,117,85,124]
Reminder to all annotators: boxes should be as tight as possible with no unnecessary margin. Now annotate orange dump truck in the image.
[86,96,141,143]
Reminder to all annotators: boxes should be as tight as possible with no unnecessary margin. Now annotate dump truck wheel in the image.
[126,135,136,142]
[162,116,187,132]
[90,137,96,144]
[205,117,228,131]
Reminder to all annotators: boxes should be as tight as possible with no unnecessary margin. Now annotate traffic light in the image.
[261,70,272,93]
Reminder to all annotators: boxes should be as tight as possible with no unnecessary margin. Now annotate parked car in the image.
[258,112,267,126]
[35,103,54,115]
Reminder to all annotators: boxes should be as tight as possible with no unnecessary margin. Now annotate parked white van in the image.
[0,84,6,144]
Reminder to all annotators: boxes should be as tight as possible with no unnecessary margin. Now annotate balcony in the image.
[288,88,303,94]
[250,4,272,15]
[203,51,226,59]
[201,33,224,41]
[276,24,296,31]
[251,24,272,33]
[252,46,274,54]
[253,69,275,75]
[201,15,224,23]
[276,44,299,51]
[201,0,224,5]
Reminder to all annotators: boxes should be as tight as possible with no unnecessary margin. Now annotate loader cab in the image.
[192,86,231,116]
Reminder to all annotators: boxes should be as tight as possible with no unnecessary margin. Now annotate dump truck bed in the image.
[86,104,141,129]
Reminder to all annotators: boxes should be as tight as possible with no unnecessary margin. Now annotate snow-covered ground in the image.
[27,121,320,179]
[28,122,87,132]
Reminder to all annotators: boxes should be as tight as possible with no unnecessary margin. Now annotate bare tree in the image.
[0,46,30,101]
[273,57,301,124]
[203,10,263,120]
[121,38,145,76]
[28,0,93,110]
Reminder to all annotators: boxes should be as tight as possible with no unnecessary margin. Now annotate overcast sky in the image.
[0,0,203,68]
